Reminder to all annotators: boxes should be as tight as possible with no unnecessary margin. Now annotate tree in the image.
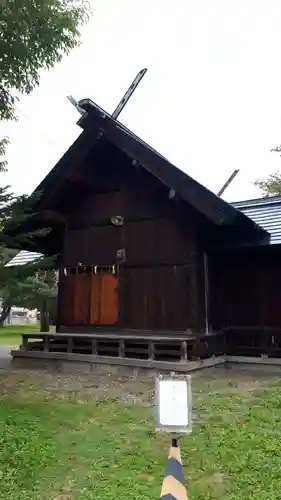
[1,0,90,120]
[0,137,9,170]
[254,172,281,196]
[0,269,58,330]
[0,0,87,325]
[0,137,57,329]
[254,145,281,196]
[0,260,58,328]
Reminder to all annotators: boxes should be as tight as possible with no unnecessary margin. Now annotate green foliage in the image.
[0,270,58,309]
[0,258,58,326]
[0,324,55,345]
[0,258,58,325]
[0,139,57,321]
[1,372,281,499]
[0,398,58,500]
[0,191,51,250]
[0,137,9,172]
[254,144,281,196]
[0,137,46,252]
[0,138,48,248]
[254,172,281,196]
[0,0,90,120]
[0,0,89,314]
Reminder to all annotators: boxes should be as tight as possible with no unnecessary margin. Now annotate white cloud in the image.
[2,0,281,201]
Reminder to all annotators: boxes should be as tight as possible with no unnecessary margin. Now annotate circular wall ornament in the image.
[110,216,124,226]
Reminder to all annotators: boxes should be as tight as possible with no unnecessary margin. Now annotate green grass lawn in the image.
[1,368,281,499]
[0,324,55,345]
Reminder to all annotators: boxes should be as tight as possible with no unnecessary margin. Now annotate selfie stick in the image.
[160,434,188,500]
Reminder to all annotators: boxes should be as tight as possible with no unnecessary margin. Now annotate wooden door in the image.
[100,274,119,324]
[60,272,91,326]
[89,273,101,324]
[73,272,90,325]
[60,271,119,327]
[60,273,76,326]
[90,272,119,325]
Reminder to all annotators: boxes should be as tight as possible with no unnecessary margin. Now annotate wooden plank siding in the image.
[210,247,281,331]
[57,145,207,333]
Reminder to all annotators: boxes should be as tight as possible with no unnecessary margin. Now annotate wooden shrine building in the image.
[210,196,281,360]
[10,100,281,372]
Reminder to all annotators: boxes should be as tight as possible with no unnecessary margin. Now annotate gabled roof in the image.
[33,98,268,245]
[232,196,281,245]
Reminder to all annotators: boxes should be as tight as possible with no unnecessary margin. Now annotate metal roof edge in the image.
[232,195,281,209]
[5,250,44,267]
[231,195,281,245]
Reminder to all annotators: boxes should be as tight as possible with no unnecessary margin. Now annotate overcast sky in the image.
[1,0,281,202]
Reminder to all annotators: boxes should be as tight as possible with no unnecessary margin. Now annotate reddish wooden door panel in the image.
[60,271,119,327]
[60,273,76,326]
[73,273,90,325]
[90,274,101,325]
[100,274,119,325]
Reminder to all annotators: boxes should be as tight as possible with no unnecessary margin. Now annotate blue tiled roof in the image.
[5,250,44,267]
[233,195,281,245]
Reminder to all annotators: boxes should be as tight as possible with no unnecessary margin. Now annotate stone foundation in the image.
[11,350,281,377]
[11,350,226,376]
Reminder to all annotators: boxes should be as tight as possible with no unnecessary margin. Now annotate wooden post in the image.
[67,337,73,353]
[22,335,28,351]
[160,442,188,500]
[180,341,188,361]
[148,340,155,360]
[119,339,125,357]
[43,335,50,352]
[40,299,50,332]
[92,339,97,355]
[56,257,64,333]
[261,329,269,357]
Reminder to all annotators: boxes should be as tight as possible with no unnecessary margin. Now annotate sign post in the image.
[156,374,192,500]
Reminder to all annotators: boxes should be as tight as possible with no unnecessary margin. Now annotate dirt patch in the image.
[192,471,228,497]
[44,372,154,405]
[193,366,280,396]
[223,372,280,396]
[54,477,75,500]
[208,472,227,496]
[0,368,155,406]
[0,365,278,407]
[235,377,264,394]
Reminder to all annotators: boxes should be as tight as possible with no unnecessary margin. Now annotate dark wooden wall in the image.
[57,141,207,332]
[210,247,281,330]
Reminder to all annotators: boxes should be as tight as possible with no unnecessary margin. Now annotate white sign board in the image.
[155,375,192,434]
